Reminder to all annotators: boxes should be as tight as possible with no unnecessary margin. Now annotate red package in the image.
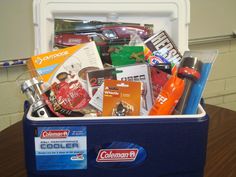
[150,67,169,100]
[44,79,90,117]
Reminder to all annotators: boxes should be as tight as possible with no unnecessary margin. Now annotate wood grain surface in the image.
[204,105,236,177]
[0,104,235,177]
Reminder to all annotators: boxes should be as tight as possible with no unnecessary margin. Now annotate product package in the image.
[27,42,104,116]
[98,45,145,66]
[144,30,182,71]
[149,75,185,115]
[88,83,105,113]
[150,67,169,100]
[19,76,55,118]
[102,80,142,116]
[87,64,153,115]
[87,67,116,97]
[179,50,218,114]
[54,19,153,49]
[114,64,153,113]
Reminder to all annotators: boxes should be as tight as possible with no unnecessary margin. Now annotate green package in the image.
[98,45,145,66]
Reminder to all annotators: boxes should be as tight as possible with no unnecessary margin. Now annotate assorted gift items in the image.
[54,19,151,67]
[21,22,217,118]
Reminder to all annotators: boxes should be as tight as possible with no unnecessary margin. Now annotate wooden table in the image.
[0,104,235,177]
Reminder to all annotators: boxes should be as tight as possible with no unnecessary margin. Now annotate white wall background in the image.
[0,0,34,59]
[189,0,236,39]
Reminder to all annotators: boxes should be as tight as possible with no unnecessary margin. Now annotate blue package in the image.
[184,63,212,114]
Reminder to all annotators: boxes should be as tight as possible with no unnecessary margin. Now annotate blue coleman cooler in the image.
[23,0,209,177]
[23,105,208,177]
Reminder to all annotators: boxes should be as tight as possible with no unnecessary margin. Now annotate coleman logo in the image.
[35,51,69,65]
[96,149,139,162]
[40,130,70,139]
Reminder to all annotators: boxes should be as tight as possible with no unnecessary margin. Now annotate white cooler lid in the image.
[33,0,190,54]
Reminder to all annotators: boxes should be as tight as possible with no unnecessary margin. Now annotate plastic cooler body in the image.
[23,105,208,177]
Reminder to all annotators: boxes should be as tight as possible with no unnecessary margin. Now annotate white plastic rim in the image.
[26,104,206,121]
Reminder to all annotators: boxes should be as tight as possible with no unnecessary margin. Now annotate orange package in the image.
[27,42,103,85]
[148,75,185,115]
[102,80,142,117]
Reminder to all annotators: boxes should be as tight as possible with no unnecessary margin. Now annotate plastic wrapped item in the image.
[87,67,116,97]
[174,56,203,115]
[43,81,89,117]
[54,19,153,48]
[20,77,55,118]
[149,75,185,115]
[89,83,105,112]
[128,32,145,46]
[98,45,145,66]
[150,67,169,100]
[180,50,218,114]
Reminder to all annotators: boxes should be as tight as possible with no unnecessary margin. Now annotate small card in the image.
[89,83,104,112]
[102,80,141,116]
[87,67,116,97]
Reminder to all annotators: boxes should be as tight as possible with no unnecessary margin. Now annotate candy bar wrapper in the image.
[144,30,182,68]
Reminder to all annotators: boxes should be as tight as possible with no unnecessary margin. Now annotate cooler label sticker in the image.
[89,141,147,169]
[34,126,87,171]
[96,149,139,162]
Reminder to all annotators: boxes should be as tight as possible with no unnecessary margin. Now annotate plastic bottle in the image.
[148,75,185,115]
